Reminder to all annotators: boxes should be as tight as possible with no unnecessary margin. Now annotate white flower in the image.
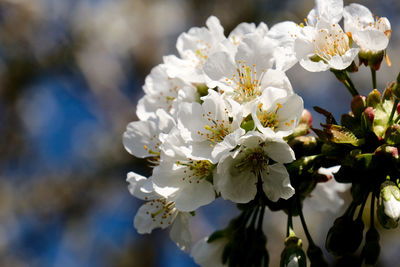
[267,21,301,71]
[191,237,228,267]
[204,33,293,116]
[164,16,225,83]
[152,129,216,212]
[343,3,391,53]
[252,87,303,138]
[177,89,245,163]
[294,0,359,72]
[229,22,268,45]
[304,166,350,213]
[127,172,192,251]
[136,64,197,121]
[152,155,216,212]
[214,131,295,203]
[123,109,176,159]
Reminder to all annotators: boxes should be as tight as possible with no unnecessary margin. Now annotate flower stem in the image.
[344,71,359,97]
[287,207,293,237]
[371,67,377,89]
[370,192,375,229]
[296,195,315,247]
[394,115,400,124]
[388,98,399,125]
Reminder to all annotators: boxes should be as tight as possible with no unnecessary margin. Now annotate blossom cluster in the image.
[123,0,395,266]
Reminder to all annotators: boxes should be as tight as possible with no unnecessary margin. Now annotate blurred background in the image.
[0,0,399,266]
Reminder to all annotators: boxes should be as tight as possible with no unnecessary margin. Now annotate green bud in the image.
[366,89,381,108]
[385,124,400,146]
[382,85,394,101]
[374,144,399,159]
[307,245,329,267]
[281,236,307,267]
[361,228,380,267]
[351,95,366,117]
[325,216,364,257]
[377,181,400,229]
[393,78,400,99]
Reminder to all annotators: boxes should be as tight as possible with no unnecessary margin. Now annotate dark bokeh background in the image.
[0,0,399,266]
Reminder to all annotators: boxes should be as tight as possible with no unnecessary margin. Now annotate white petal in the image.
[170,213,192,252]
[122,120,158,158]
[261,163,294,201]
[260,69,293,94]
[174,180,216,211]
[264,141,296,164]
[126,172,157,200]
[328,48,359,70]
[211,128,245,163]
[353,30,388,52]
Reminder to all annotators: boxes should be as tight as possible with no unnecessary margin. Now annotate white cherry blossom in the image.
[214,131,295,203]
[152,128,216,212]
[204,33,293,116]
[252,87,304,138]
[294,0,359,72]
[136,64,197,121]
[123,109,175,160]
[127,172,192,251]
[267,21,301,71]
[229,22,268,45]
[177,89,245,163]
[164,16,226,83]
[343,3,391,54]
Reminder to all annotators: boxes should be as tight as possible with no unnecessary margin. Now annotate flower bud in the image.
[377,181,400,229]
[392,80,400,100]
[325,216,364,257]
[382,86,394,101]
[366,89,381,108]
[280,236,307,267]
[351,95,366,118]
[374,144,399,159]
[307,245,328,267]
[300,109,313,127]
[361,107,375,131]
[361,228,380,267]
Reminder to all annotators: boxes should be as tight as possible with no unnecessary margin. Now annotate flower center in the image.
[176,159,214,183]
[146,199,176,225]
[197,109,232,146]
[225,61,266,103]
[313,25,350,61]
[257,102,282,130]
[234,147,269,175]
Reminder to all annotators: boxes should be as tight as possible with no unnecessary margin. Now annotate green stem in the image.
[257,205,265,232]
[394,114,400,124]
[388,98,399,125]
[287,207,293,237]
[357,197,368,221]
[344,71,359,96]
[296,195,315,247]
[370,192,375,229]
[371,67,377,89]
